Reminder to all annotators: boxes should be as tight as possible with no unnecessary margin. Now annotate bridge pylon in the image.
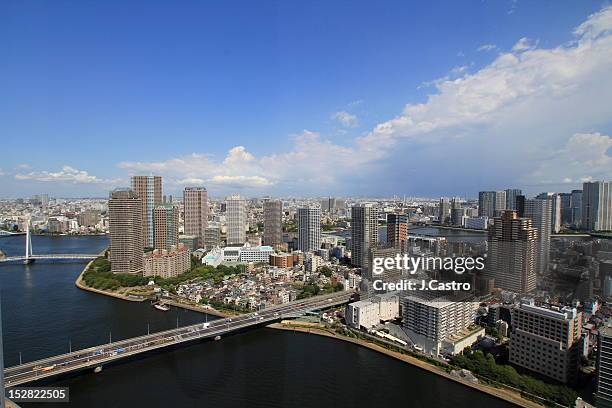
[24,217,34,265]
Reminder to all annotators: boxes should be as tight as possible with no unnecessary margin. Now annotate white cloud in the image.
[529,132,612,184]
[118,6,612,195]
[477,44,497,52]
[331,111,358,127]
[15,166,119,184]
[0,168,5,176]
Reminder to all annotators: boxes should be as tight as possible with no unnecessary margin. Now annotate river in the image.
[0,235,515,408]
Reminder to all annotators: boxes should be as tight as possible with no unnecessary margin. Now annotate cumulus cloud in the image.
[331,111,358,127]
[119,6,612,195]
[15,166,119,184]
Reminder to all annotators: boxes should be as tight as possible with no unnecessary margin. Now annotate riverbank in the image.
[75,260,230,316]
[269,322,544,408]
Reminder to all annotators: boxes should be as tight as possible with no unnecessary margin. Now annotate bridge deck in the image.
[0,254,99,263]
[3,291,354,387]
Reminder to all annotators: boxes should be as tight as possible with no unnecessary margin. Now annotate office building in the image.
[525,198,552,275]
[263,199,283,247]
[560,192,573,226]
[505,189,522,210]
[351,203,378,268]
[183,187,208,247]
[484,211,537,293]
[583,181,612,231]
[108,188,144,274]
[597,323,612,408]
[297,207,321,252]
[495,190,507,216]
[226,195,247,244]
[131,175,162,248]
[510,299,582,384]
[387,213,408,248]
[450,207,466,226]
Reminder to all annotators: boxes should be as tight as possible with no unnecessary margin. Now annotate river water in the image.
[0,235,515,408]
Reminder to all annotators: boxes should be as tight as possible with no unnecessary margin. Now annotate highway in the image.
[4,290,354,387]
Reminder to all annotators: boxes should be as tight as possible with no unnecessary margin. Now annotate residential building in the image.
[478,191,497,218]
[108,188,144,274]
[387,213,408,248]
[226,195,247,244]
[438,197,450,224]
[583,181,612,231]
[131,175,162,248]
[153,204,179,251]
[263,199,283,247]
[183,187,208,247]
[505,189,522,210]
[483,210,537,293]
[525,198,552,275]
[351,203,378,268]
[143,243,190,278]
[510,299,582,384]
[297,206,321,252]
[597,323,612,408]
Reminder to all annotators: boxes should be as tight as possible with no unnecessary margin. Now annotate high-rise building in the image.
[108,188,144,274]
[559,192,573,226]
[484,210,537,293]
[510,299,582,384]
[525,198,552,274]
[297,207,321,252]
[321,197,336,213]
[494,190,507,216]
[153,204,179,251]
[387,213,407,248]
[263,199,283,247]
[582,181,612,231]
[597,323,612,408]
[478,191,497,217]
[204,224,221,250]
[183,187,208,247]
[131,175,162,248]
[438,198,450,224]
[351,203,378,268]
[226,195,247,245]
[505,189,522,210]
[537,192,562,233]
[571,189,583,228]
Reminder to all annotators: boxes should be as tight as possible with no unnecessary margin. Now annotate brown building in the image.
[131,175,162,248]
[387,213,407,248]
[109,188,144,274]
[483,210,537,293]
[270,253,294,268]
[183,187,208,247]
[153,204,179,251]
[144,243,190,278]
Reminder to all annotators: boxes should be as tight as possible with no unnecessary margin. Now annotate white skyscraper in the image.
[297,207,321,252]
[226,195,247,245]
[525,198,552,275]
[351,203,379,268]
[583,181,612,231]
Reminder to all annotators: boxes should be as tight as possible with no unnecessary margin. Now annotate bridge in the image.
[0,218,101,264]
[3,290,355,387]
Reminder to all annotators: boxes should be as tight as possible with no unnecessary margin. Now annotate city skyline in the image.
[1,2,611,198]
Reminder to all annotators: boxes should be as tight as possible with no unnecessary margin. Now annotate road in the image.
[4,290,354,387]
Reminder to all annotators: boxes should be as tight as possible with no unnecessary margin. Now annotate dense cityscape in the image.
[0,178,611,406]
[3,1,612,407]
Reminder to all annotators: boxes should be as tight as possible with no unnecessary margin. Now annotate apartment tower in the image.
[351,203,379,268]
[183,187,208,247]
[297,207,321,252]
[153,204,179,251]
[108,188,144,274]
[131,175,162,248]
[263,199,283,247]
[226,195,247,245]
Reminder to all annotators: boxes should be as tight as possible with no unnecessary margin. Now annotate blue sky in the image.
[1,1,611,198]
